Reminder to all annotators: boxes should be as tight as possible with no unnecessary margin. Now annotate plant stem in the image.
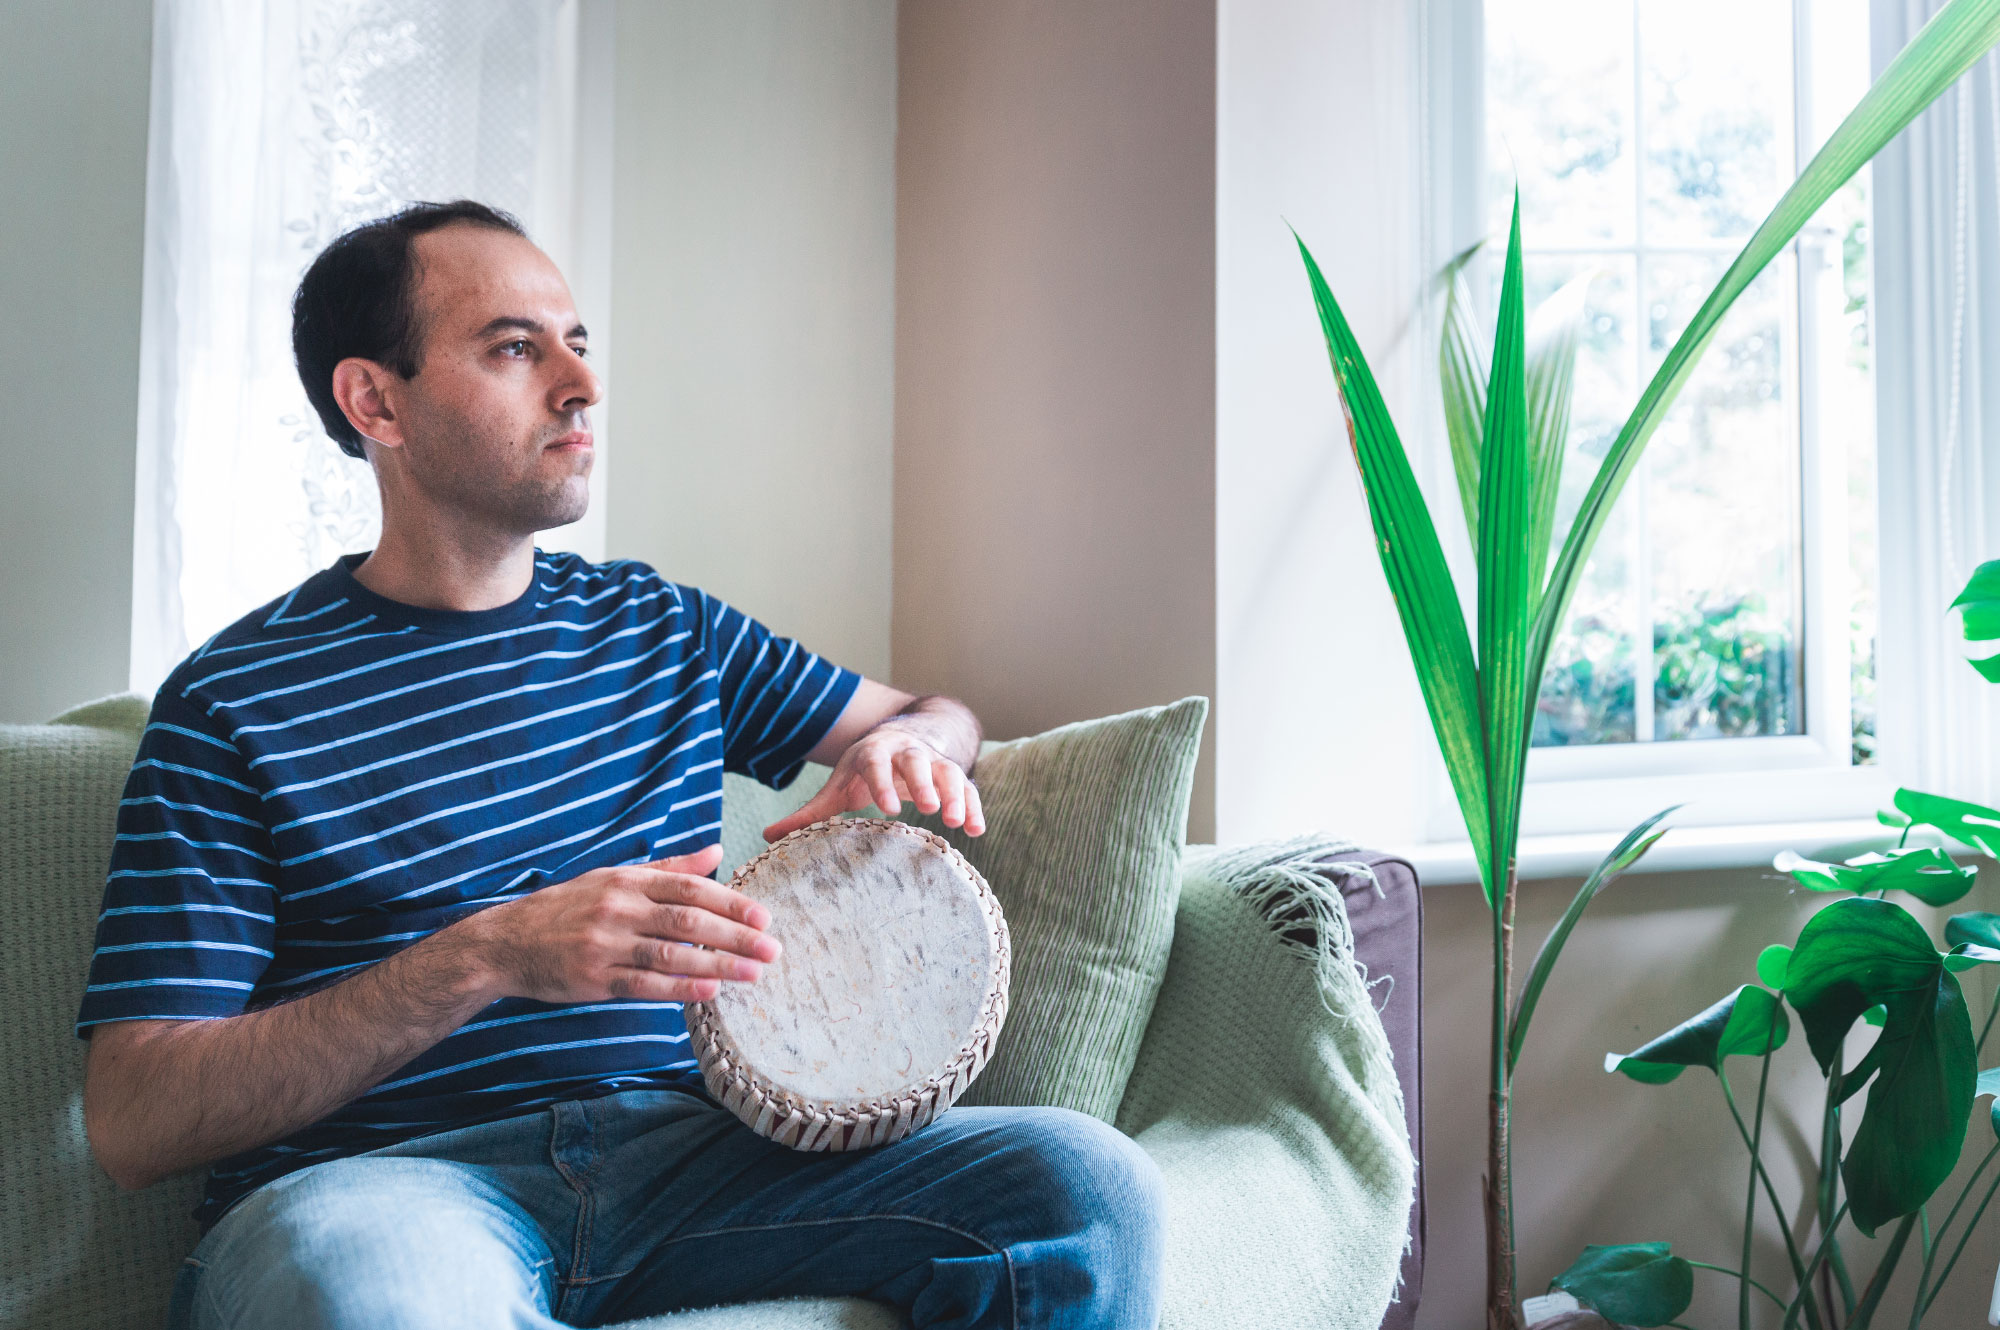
[1719,1080,1824,1330]
[1910,1139,2000,1327]
[1485,863,1523,1330]
[1920,1155,2000,1318]
[1820,1063,1857,1318]
[1977,982,2000,1059]
[1687,1259,1790,1312]
[1783,1202,1852,1330]
[1729,1010,1780,1330]
[1846,1213,1918,1330]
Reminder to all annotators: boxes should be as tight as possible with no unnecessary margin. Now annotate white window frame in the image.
[1412,0,1902,866]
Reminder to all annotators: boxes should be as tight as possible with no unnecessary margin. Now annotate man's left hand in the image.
[764,725,986,842]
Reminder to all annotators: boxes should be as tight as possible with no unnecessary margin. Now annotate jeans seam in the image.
[644,1211,1005,1257]
[602,1212,1016,1325]
[193,1255,227,1326]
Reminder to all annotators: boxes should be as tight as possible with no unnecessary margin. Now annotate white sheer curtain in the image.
[131,0,592,694]
[1871,0,2000,806]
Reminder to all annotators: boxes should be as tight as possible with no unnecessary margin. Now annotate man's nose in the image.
[553,346,603,411]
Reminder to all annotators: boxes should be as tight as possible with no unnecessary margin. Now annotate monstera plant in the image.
[1294,2,2000,1326]
[1548,560,2000,1330]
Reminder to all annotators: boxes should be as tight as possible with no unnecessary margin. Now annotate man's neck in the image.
[350,524,537,613]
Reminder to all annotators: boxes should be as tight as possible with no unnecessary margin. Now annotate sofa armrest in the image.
[1115,849,1417,1330]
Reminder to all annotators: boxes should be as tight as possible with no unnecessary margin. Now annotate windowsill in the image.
[1394,816,1905,887]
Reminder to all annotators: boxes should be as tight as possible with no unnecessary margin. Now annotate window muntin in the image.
[1481,0,1877,763]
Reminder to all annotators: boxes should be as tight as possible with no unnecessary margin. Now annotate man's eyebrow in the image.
[472,315,588,340]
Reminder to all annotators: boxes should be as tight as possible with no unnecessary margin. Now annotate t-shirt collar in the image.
[326,550,545,636]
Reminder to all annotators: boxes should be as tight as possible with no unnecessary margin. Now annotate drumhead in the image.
[687,818,1009,1150]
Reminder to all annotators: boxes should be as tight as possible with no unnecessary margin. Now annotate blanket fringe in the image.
[1192,834,1382,1017]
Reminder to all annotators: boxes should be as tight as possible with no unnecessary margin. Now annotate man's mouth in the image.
[547,431,593,452]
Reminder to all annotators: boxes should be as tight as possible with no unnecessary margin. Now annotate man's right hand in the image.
[451,843,781,1006]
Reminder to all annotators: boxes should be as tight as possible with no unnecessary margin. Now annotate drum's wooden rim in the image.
[685,817,1011,1152]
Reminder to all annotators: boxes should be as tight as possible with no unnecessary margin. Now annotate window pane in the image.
[1644,256,1803,740]
[1638,0,1792,244]
[1486,0,1634,246]
[1529,254,1640,747]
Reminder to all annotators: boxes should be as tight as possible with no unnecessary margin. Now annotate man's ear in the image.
[330,357,405,450]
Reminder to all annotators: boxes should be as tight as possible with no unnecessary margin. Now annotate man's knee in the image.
[187,1157,556,1330]
[1001,1108,1166,1247]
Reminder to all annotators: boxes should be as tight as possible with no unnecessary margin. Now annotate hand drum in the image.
[686,818,1010,1151]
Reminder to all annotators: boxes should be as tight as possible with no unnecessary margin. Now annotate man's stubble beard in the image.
[405,428,591,539]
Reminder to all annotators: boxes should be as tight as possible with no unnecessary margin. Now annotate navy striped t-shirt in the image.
[75,550,861,1228]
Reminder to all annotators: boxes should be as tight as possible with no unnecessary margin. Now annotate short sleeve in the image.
[74,684,279,1037]
[696,589,862,789]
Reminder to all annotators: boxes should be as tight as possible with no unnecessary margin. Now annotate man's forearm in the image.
[84,923,499,1190]
[876,694,983,774]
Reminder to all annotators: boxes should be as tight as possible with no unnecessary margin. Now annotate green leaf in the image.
[1477,195,1535,893]
[1756,943,1793,989]
[1864,1003,1888,1027]
[1782,897,1976,1234]
[1439,242,1488,546]
[1523,267,1594,602]
[1606,984,1789,1084]
[1947,912,2000,950]
[1979,1065,2000,1139]
[1773,845,1977,905]
[1894,788,2000,858]
[1945,942,2000,971]
[1528,0,2000,711]
[1551,1243,1695,1328]
[1297,234,1494,896]
[1953,559,2000,679]
[1510,807,1676,1071]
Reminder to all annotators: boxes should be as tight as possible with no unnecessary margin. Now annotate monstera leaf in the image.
[1551,1244,1694,1328]
[1774,845,1977,905]
[1606,985,1789,1084]
[1894,788,2000,859]
[1783,897,1977,1234]
[1953,559,2000,681]
[1979,1066,2000,1140]
[1756,943,1793,988]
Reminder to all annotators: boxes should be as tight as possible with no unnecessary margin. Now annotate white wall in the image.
[0,0,151,723]
[605,0,898,681]
[1215,0,1432,848]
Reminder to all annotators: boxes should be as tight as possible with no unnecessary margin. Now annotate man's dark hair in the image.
[292,199,528,459]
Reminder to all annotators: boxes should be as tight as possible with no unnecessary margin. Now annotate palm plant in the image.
[1293,3,2000,1326]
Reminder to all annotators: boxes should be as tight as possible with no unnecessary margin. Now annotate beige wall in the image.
[0,0,151,722]
[606,0,897,681]
[893,0,1219,839]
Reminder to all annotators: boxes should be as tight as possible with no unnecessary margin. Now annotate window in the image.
[1426,0,1890,840]
[130,0,612,695]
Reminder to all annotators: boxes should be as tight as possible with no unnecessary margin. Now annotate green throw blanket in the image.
[1112,838,1415,1329]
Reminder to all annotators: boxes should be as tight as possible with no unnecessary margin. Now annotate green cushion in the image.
[720,696,1208,1122]
[0,695,205,1330]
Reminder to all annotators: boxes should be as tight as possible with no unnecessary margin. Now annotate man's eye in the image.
[504,340,532,356]
[571,345,589,360]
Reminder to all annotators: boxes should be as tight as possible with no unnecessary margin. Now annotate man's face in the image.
[376,223,602,535]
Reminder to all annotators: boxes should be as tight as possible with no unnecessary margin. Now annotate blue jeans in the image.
[165,1088,1165,1329]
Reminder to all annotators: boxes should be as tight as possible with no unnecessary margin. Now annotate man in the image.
[78,200,1163,1329]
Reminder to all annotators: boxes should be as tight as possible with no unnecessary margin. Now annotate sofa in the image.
[0,696,1424,1330]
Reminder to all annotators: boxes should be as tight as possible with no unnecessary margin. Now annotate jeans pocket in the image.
[164,1257,205,1330]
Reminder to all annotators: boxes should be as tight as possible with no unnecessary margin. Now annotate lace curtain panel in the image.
[132,0,583,693]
